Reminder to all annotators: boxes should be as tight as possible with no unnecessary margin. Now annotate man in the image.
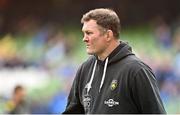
[5,85,30,114]
[63,8,166,114]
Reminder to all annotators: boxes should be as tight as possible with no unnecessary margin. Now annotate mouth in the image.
[86,44,90,48]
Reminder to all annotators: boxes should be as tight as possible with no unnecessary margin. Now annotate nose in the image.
[83,35,89,42]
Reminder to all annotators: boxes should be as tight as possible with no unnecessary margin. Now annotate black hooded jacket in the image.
[63,41,166,114]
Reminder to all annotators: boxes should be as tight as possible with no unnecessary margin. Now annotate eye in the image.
[86,31,93,35]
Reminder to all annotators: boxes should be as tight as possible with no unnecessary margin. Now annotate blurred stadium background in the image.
[0,0,179,113]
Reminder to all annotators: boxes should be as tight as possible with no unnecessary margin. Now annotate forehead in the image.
[82,20,100,31]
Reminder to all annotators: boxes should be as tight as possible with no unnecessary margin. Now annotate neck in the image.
[98,40,120,61]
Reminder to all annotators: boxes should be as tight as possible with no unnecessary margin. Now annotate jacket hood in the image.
[94,41,134,65]
[108,41,134,64]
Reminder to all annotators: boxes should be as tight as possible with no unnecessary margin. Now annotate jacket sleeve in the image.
[131,68,166,114]
[62,66,85,114]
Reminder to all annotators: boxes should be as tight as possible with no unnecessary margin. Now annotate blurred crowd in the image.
[0,16,79,113]
[0,15,179,113]
[139,16,180,113]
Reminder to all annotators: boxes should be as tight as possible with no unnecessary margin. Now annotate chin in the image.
[86,50,95,55]
[87,52,94,55]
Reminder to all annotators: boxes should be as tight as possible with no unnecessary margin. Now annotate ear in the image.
[106,30,113,42]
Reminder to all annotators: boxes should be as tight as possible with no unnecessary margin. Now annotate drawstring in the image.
[86,57,109,94]
[86,60,97,94]
[99,57,108,92]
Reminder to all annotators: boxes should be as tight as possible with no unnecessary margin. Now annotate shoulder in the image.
[126,56,156,83]
[75,55,96,77]
[4,100,15,113]
[123,55,153,75]
[79,56,96,70]
[74,56,96,87]
[123,56,157,90]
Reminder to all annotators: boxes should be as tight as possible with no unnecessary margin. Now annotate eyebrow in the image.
[82,28,90,32]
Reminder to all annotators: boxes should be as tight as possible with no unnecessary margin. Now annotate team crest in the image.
[110,80,118,90]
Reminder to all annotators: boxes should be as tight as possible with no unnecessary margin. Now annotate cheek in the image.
[99,37,108,48]
[88,36,97,45]
[89,34,106,48]
[94,37,106,50]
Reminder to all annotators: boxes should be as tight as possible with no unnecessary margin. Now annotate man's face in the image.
[15,89,26,102]
[82,20,108,55]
